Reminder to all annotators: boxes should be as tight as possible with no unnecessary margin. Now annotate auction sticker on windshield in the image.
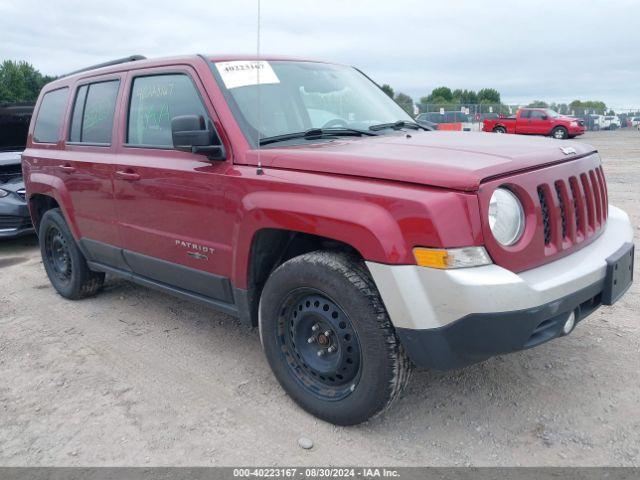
[215,61,280,89]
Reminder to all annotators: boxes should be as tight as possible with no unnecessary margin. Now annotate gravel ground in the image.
[0,129,638,466]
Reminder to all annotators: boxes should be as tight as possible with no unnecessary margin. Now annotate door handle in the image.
[114,170,141,181]
[57,164,76,173]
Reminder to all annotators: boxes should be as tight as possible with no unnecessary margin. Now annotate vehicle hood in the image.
[246,131,597,191]
[0,151,22,166]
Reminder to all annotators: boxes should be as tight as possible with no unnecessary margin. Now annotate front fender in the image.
[231,191,406,288]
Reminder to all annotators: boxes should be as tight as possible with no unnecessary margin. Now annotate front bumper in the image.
[568,126,586,136]
[367,205,634,370]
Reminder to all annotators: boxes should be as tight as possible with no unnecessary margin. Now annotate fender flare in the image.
[27,172,79,238]
[230,191,408,288]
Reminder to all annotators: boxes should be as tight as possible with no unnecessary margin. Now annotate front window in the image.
[127,74,208,148]
[211,60,414,145]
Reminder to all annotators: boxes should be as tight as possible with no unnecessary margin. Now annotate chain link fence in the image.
[398,102,640,131]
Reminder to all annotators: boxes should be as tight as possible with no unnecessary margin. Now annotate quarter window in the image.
[68,80,120,144]
[127,74,208,148]
[33,88,69,143]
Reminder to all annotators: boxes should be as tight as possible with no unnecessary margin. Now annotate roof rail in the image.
[62,55,147,77]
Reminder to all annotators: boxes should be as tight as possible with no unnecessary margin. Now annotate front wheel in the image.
[551,126,568,139]
[259,251,412,425]
[493,126,507,134]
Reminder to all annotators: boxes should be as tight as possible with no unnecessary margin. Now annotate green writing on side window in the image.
[140,103,170,131]
[128,75,207,147]
[83,100,111,132]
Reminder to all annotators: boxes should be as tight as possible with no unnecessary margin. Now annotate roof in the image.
[47,54,335,88]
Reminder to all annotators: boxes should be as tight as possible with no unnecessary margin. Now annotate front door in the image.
[112,67,235,304]
[528,110,550,135]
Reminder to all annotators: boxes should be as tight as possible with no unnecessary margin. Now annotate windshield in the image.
[211,60,414,145]
[545,109,560,118]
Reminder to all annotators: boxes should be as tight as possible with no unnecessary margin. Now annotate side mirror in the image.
[541,115,548,120]
[171,115,226,161]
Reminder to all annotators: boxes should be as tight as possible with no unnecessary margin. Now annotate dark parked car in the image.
[414,113,439,129]
[443,111,471,123]
[0,102,35,238]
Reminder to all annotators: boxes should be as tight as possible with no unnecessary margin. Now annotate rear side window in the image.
[127,74,208,148]
[68,80,120,144]
[33,88,69,143]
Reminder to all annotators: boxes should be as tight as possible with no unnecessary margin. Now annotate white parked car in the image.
[602,115,621,130]
[631,117,640,129]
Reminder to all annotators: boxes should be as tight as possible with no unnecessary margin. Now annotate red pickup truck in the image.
[23,55,633,425]
[483,108,586,139]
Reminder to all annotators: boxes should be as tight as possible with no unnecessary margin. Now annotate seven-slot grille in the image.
[537,166,608,248]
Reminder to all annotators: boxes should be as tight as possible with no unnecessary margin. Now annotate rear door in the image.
[63,77,122,248]
[30,81,120,247]
[112,66,235,304]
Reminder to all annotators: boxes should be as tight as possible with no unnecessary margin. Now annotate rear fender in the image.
[27,172,79,238]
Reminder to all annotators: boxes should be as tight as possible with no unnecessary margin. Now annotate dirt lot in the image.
[1,129,638,466]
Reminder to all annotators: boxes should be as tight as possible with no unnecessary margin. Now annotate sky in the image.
[1,0,638,109]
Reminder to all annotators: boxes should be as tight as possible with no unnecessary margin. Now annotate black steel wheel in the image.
[44,224,72,284]
[260,251,412,425]
[278,290,362,401]
[39,208,104,299]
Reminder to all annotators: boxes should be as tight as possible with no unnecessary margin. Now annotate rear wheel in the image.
[259,251,412,425]
[39,208,104,299]
[493,126,507,134]
[551,126,568,139]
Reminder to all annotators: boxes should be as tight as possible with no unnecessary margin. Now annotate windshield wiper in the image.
[369,120,425,132]
[259,127,377,146]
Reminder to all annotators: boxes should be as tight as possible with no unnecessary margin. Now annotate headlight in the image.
[570,121,578,127]
[488,188,525,246]
[0,189,9,198]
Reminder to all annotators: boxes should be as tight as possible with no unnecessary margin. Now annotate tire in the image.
[493,126,506,134]
[551,126,568,139]
[39,208,104,299]
[259,251,412,425]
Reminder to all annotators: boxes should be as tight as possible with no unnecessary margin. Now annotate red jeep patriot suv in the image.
[23,55,634,425]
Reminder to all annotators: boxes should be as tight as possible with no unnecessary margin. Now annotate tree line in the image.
[381,83,610,116]
[526,99,611,115]
[0,60,56,103]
